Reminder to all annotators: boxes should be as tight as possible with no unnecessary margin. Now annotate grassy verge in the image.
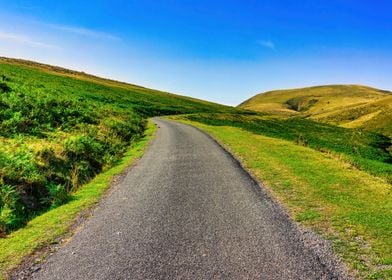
[0,120,156,279]
[173,117,392,279]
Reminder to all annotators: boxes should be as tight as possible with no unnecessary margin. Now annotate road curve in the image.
[29,119,346,280]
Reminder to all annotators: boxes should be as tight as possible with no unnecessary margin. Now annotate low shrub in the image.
[0,91,98,136]
[40,183,69,208]
[0,185,25,234]
[0,82,11,93]
[63,135,104,189]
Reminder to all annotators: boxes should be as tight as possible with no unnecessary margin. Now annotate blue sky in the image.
[0,1,391,105]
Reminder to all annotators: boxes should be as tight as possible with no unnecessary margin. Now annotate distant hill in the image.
[239,85,392,137]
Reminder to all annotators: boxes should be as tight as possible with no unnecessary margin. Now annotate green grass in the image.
[182,113,392,183]
[174,117,392,279]
[0,58,239,234]
[0,120,156,279]
[0,57,238,116]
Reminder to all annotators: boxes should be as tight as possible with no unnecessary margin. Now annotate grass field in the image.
[0,58,238,236]
[173,116,392,279]
[239,85,392,138]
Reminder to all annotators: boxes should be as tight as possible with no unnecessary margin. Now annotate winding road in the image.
[30,119,346,280]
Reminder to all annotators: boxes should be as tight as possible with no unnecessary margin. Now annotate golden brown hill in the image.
[239,85,392,137]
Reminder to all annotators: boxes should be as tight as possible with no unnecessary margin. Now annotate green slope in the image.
[179,113,392,183]
[239,85,392,137]
[0,57,236,116]
[0,57,237,235]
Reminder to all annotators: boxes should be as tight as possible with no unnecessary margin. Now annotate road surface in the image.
[30,119,347,280]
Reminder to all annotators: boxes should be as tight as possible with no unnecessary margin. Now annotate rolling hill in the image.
[0,57,237,116]
[239,85,392,137]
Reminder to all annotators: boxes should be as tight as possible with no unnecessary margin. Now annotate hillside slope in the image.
[0,58,237,234]
[0,57,236,116]
[239,85,392,137]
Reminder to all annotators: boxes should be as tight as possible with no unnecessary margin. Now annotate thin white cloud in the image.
[47,24,121,41]
[0,31,61,50]
[257,40,275,50]
[14,4,35,11]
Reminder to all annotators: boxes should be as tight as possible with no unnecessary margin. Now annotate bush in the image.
[40,184,69,208]
[0,82,11,93]
[0,185,25,233]
[0,148,45,188]
[64,135,104,189]
[0,91,98,136]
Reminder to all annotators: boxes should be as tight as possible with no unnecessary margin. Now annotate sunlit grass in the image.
[181,113,392,183]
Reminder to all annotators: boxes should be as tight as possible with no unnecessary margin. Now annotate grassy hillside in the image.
[0,57,237,116]
[181,113,392,183]
[0,58,237,235]
[239,85,392,137]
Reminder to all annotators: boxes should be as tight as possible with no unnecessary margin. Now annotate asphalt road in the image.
[30,119,347,280]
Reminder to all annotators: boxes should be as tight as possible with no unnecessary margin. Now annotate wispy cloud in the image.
[47,24,121,41]
[0,31,61,50]
[14,4,35,11]
[257,40,275,50]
